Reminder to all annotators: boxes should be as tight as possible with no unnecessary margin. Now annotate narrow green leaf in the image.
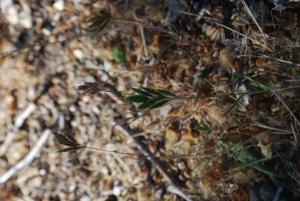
[149,99,169,109]
[194,124,212,133]
[157,89,177,97]
[58,146,84,153]
[132,88,152,97]
[126,95,149,103]
[77,85,89,91]
[141,87,162,96]
[224,94,245,116]
[219,140,276,177]
[138,96,167,109]
[113,45,128,67]
[243,75,270,91]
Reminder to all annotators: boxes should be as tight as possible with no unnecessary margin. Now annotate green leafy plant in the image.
[243,75,271,91]
[127,87,177,109]
[224,74,300,115]
[113,44,128,68]
[77,80,299,112]
[243,75,300,125]
[218,140,276,177]
[193,123,212,134]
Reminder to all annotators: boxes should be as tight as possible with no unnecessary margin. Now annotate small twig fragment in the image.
[0,130,51,185]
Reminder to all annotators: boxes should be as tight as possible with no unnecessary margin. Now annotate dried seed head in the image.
[86,10,112,33]
[53,131,84,152]
[219,45,237,72]
[202,24,225,42]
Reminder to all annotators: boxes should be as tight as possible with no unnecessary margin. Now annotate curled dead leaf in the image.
[165,127,180,150]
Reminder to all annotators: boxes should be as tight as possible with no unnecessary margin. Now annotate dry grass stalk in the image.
[0,130,51,185]
[240,0,268,43]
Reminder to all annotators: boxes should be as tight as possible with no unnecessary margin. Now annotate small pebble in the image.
[53,0,64,11]
[73,49,84,59]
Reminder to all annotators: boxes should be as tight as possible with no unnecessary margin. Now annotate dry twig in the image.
[0,103,36,156]
[80,80,194,201]
[0,129,51,185]
[112,118,194,201]
[134,14,149,59]
[240,0,268,42]
[0,75,53,156]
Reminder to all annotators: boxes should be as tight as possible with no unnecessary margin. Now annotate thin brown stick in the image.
[92,79,194,201]
[84,145,140,157]
[112,118,193,201]
[272,92,300,127]
[113,18,176,36]
[240,0,267,42]
[290,122,298,147]
[238,54,300,67]
[132,12,149,59]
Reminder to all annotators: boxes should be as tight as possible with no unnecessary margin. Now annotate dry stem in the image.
[92,79,195,201]
[0,130,51,185]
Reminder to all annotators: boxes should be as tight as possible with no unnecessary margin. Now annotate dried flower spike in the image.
[86,10,112,33]
[53,132,84,152]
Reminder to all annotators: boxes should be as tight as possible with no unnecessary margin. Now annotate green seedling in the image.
[113,44,128,68]
[219,140,276,177]
[193,123,212,134]
[127,87,177,109]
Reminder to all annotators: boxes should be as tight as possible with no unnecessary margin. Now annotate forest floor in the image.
[0,0,300,201]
